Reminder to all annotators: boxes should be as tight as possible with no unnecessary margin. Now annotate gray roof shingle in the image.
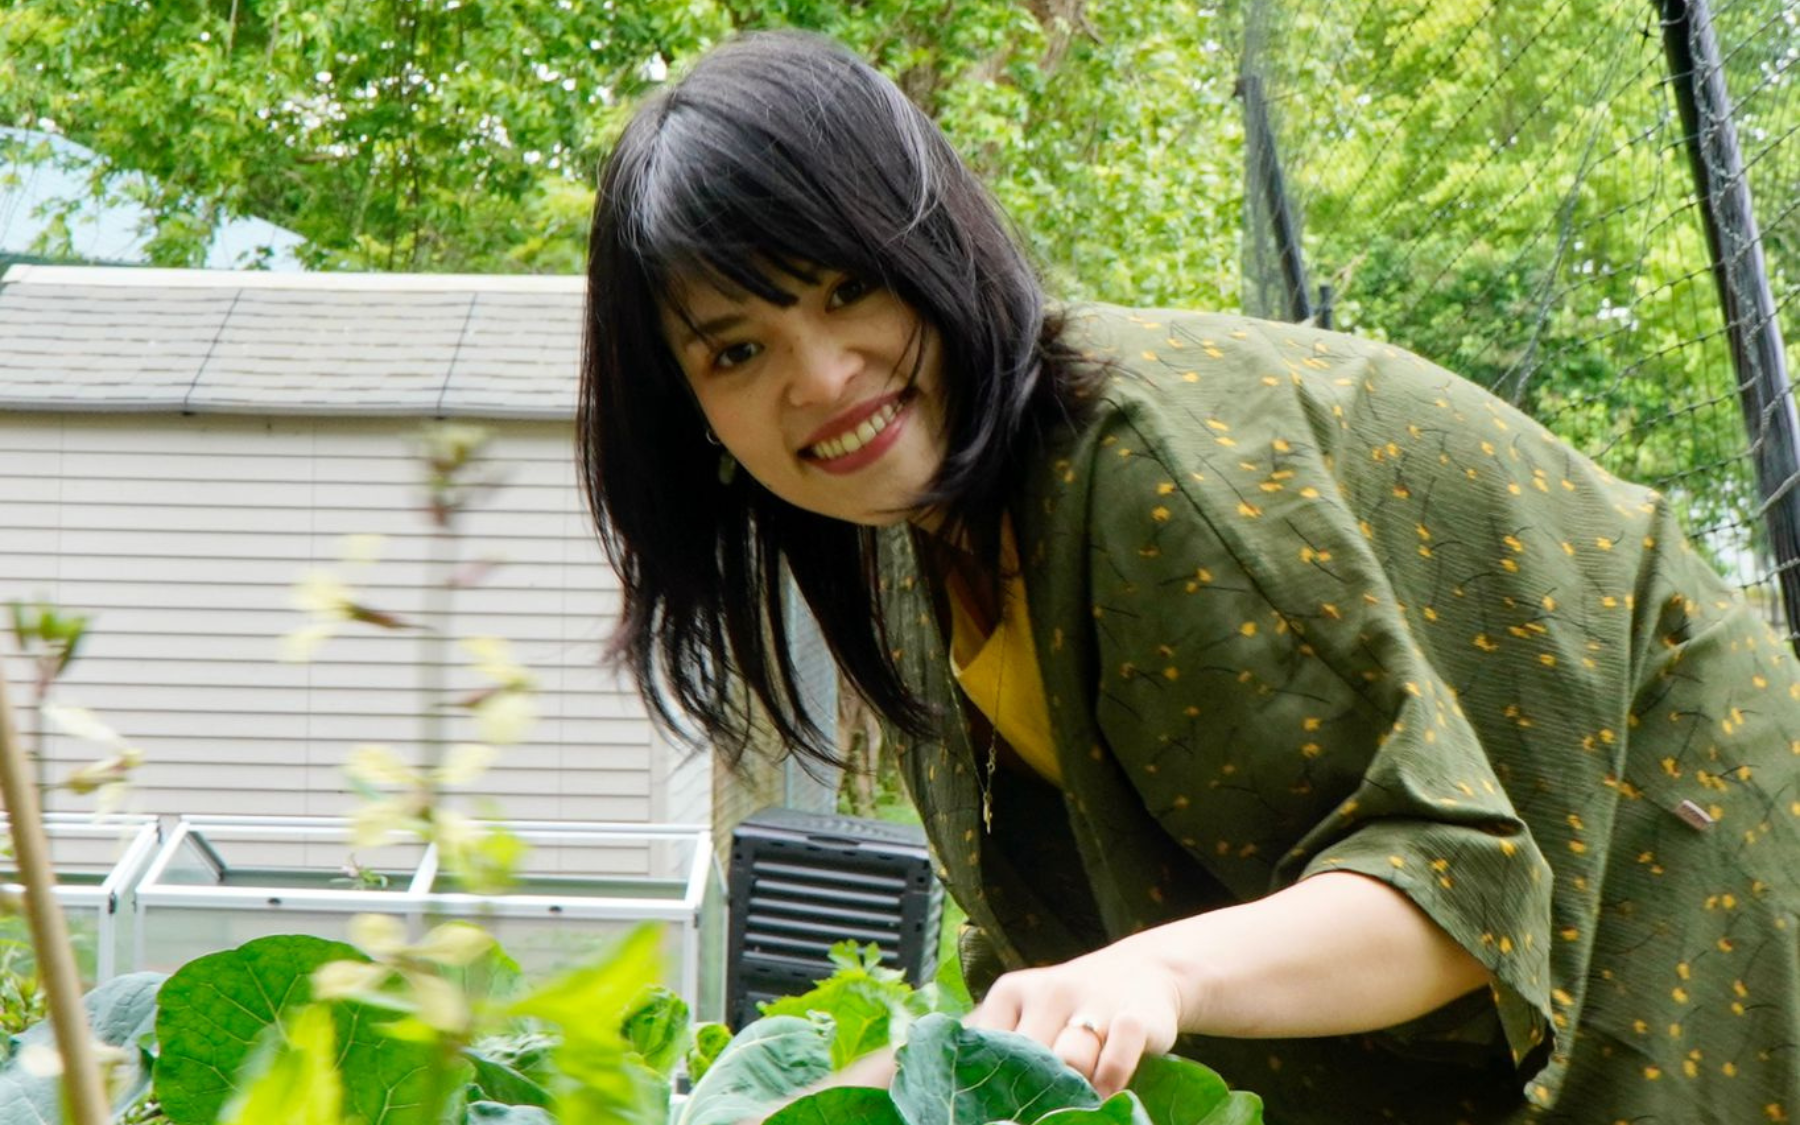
[0,265,584,419]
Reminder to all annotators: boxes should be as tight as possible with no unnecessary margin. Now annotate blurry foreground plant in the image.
[281,422,530,894]
[9,601,145,809]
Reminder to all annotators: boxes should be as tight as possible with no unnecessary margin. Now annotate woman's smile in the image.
[802,388,915,471]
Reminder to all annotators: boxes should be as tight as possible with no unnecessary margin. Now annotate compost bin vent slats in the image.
[725,806,943,1029]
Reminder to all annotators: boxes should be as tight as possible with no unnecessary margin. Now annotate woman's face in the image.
[659,269,949,527]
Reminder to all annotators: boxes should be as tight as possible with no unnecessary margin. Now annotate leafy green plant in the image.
[759,943,946,1070]
[0,928,1261,1125]
[0,971,163,1122]
[154,933,455,1125]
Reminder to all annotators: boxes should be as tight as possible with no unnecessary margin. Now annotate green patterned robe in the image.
[878,305,1800,1123]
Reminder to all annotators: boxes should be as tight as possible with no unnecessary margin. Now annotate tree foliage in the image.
[1246,0,1799,561]
[0,0,1243,304]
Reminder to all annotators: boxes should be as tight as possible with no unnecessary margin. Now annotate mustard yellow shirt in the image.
[943,522,1060,787]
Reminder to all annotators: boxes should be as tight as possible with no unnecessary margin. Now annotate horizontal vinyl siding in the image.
[0,413,661,825]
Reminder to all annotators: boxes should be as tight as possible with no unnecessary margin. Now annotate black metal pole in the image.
[1660,0,1800,645]
[1237,72,1314,324]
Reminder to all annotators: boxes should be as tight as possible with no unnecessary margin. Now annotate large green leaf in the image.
[216,1003,342,1125]
[153,933,449,1125]
[337,1002,471,1125]
[684,1023,730,1085]
[466,1101,557,1124]
[1126,1054,1231,1125]
[891,1014,1098,1125]
[675,1015,833,1125]
[1127,1054,1262,1124]
[1037,1092,1154,1125]
[153,935,355,1124]
[758,943,925,1071]
[464,1048,551,1108]
[0,970,167,1124]
[1198,1092,1263,1124]
[620,986,689,1077]
[763,1085,907,1125]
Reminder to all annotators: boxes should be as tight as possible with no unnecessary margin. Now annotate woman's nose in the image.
[784,334,860,407]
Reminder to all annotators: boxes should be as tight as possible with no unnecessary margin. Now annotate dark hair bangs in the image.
[624,116,916,334]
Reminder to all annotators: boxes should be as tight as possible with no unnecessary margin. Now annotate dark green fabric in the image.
[879,305,1800,1123]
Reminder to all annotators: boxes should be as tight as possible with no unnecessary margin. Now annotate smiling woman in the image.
[577,29,1800,1125]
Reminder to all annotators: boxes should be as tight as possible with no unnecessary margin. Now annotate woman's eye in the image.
[828,275,872,308]
[713,341,761,369]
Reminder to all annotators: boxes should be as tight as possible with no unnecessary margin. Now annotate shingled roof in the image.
[0,265,584,419]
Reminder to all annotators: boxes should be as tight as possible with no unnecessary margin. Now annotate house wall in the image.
[0,410,698,828]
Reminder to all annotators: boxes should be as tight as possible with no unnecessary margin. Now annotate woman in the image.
[579,29,1800,1124]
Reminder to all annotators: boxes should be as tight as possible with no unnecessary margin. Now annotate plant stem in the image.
[421,522,453,786]
[0,662,109,1124]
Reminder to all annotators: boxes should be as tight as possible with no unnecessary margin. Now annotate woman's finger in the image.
[1013,994,1077,1049]
[1090,1011,1148,1099]
[963,979,1025,1033]
[1051,1013,1107,1083]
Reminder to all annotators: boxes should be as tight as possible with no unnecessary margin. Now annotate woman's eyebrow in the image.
[678,311,747,346]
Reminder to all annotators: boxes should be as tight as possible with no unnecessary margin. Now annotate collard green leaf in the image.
[1199,1091,1263,1124]
[759,978,903,1071]
[620,986,689,1077]
[675,1015,833,1125]
[762,1085,906,1125]
[0,1080,49,1125]
[85,971,165,1049]
[467,1101,558,1124]
[464,1047,551,1108]
[1126,1054,1239,1125]
[758,941,926,1070]
[684,1022,730,1084]
[891,1013,1098,1125]
[1036,1091,1154,1125]
[216,1003,342,1125]
[0,970,168,1123]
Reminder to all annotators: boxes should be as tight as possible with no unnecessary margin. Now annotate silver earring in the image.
[703,429,722,446]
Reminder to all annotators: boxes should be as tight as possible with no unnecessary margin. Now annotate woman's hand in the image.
[964,944,1186,1098]
[960,873,1495,1099]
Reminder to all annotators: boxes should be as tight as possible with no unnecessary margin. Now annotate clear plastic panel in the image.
[0,904,103,986]
[137,906,416,974]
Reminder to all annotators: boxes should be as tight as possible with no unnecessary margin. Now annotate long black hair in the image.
[579,30,1093,767]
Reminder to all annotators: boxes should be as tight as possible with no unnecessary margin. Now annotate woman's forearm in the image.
[1120,870,1493,1039]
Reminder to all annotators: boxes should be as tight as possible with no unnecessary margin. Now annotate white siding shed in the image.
[0,265,710,828]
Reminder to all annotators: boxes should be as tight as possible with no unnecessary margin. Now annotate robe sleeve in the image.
[1073,342,1558,1076]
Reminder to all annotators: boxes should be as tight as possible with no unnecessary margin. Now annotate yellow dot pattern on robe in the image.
[873,305,1800,1124]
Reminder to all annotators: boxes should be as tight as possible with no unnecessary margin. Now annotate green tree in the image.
[0,0,726,271]
[1245,0,1798,557]
[0,0,1244,300]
